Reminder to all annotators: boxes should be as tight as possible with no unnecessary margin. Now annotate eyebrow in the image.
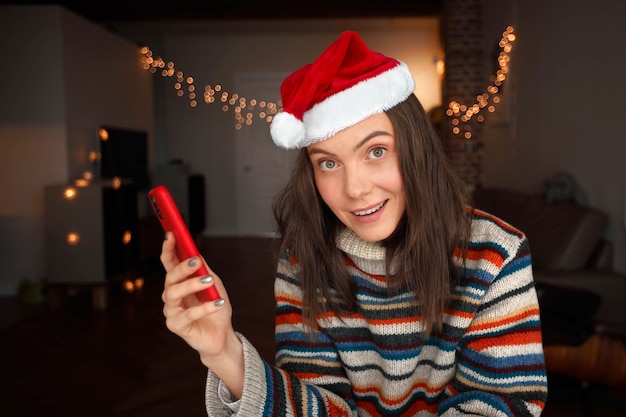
[308,130,392,156]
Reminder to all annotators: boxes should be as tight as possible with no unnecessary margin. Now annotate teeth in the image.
[354,201,385,216]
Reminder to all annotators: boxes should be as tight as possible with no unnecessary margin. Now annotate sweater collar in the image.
[335,227,391,276]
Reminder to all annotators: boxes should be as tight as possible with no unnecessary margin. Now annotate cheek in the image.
[390,172,405,194]
[314,173,341,209]
[380,161,404,193]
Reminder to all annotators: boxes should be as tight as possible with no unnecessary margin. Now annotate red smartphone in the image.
[148,185,220,302]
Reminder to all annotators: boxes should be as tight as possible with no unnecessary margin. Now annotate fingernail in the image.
[200,275,212,284]
[188,257,198,267]
[214,298,225,307]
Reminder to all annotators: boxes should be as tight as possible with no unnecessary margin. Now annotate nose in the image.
[343,165,372,199]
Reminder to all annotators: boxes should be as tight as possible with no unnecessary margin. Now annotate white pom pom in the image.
[270,112,306,149]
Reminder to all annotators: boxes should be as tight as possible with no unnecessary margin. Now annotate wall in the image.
[61,11,156,184]
[0,6,154,295]
[69,2,626,276]
[112,18,443,236]
[441,0,485,187]
[480,0,626,274]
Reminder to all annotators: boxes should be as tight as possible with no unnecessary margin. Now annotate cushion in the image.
[472,187,608,270]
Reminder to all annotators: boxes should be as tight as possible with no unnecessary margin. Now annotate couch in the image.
[471,187,626,340]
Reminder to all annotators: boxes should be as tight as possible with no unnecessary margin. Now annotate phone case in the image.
[148,185,220,302]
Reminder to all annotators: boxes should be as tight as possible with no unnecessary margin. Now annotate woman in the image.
[161,31,548,416]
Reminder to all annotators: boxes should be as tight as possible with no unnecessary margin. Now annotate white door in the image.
[235,72,295,236]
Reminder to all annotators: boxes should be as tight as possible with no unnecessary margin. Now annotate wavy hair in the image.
[272,94,471,337]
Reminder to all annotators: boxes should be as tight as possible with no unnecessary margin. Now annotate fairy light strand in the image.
[140,26,515,134]
[446,26,516,140]
[140,46,281,130]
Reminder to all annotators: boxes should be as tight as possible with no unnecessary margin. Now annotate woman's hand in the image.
[160,232,244,397]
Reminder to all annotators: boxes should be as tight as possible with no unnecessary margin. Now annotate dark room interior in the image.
[1,0,625,416]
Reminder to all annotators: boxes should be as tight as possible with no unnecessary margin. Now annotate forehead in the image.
[307,113,394,153]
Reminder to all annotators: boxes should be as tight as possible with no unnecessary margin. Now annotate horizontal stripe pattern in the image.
[207,210,547,416]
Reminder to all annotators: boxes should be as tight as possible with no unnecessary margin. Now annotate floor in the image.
[1,236,625,416]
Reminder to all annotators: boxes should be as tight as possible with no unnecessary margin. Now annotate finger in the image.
[164,295,229,333]
[162,279,229,337]
[196,258,230,304]
[163,256,204,289]
[160,232,180,271]
[162,273,216,305]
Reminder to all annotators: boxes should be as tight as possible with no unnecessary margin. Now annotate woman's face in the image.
[307,112,406,242]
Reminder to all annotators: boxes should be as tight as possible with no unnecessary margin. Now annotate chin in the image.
[352,227,394,243]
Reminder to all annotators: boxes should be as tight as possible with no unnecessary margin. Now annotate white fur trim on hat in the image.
[272,61,414,149]
[304,62,414,147]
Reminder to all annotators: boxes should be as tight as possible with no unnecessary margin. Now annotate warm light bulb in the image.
[112,177,121,189]
[88,150,100,163]
[134,277,145,290]
[99,128,109,141]
[64,187,77,200]
[122,230,132,245]
[66,233,80,245]
[435,53,445,76]
[123,279,135,293]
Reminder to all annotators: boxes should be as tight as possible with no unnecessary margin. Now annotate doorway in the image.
[235,72,295,236]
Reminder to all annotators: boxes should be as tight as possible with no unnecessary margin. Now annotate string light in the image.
[99,128,109,141]
[123,277,145,293]
[122,230,132,245]
[446,26,516,139]
[140,27,514,134]
[140,46,281,129]
[64,187,77,200]
[123,279,135,293]
[66,232,80,245]
[134,277,144,290]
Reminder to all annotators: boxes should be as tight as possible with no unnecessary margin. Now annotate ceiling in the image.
[3,0,443,23]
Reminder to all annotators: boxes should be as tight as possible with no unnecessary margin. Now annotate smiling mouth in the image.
[354,200,387,216]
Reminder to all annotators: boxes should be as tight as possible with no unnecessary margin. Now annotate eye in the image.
[319,159,337,171]
[368,147,387,159]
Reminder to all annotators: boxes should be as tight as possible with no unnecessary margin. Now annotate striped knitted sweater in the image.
[205,209,548,416]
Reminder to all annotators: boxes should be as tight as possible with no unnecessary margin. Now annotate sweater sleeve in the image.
[204,256,358,417]
[439,236,548,416]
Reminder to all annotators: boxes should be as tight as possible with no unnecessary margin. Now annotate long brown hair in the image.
[272,94,471,337]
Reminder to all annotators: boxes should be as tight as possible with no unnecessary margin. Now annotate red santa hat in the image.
[270,31,415,149]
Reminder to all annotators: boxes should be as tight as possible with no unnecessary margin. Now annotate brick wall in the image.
[441,0,484,189]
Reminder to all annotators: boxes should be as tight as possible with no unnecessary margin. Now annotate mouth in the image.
[353,200,387,216]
